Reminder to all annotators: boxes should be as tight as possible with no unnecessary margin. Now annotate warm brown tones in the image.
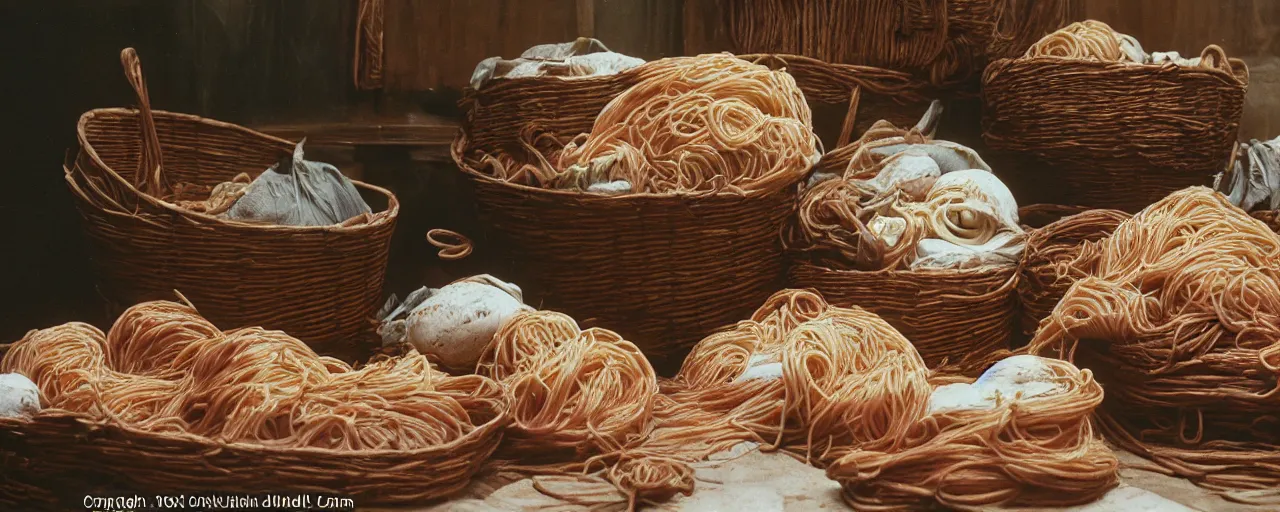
[982,22,1249,212]
[68,49,397,358]
[786,118,1016,372]
[1017,208,1131,337]
[1028,188,1280,506]
[827,357,1119,511]
[471,55,818,194]
[454,56,809,368]
[0,300,506,505]
[712,0,1069,87]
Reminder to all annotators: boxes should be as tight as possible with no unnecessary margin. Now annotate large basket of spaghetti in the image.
[66,50,397,359]
[982,21,1250,212]
[786,105,1021,372]
[690,0,1069,88]
[0,301,507,508]
[454,49,822,369]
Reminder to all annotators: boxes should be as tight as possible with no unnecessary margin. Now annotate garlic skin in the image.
[379,275,530,371]
[0,373,41,418]
[926,355,1068,415]
[930,169,1021,227]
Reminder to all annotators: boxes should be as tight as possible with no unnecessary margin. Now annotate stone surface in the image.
[378,444,1275,512]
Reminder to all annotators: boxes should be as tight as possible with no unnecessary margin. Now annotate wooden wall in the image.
[382,0,684,91]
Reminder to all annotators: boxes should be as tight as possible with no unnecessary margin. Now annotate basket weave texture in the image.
[786,110,1017,372]
[0,408,505,507]
[67,50,398,358]
[455,62,815,369]
[982,46,1250,213]
[789,263,1016,369]
[714,0,1069,87]
[739,53,935,152]
[1016,207,1131,338]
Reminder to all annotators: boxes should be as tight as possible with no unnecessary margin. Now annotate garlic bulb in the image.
[0,373,41,418]
[927,355,1068,414]
[379,275,531,371]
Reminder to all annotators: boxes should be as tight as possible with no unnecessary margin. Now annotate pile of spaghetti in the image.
[1026,20,1232,71]
[1028,187,1280,505]
[1,300,505,451]
[639,289,1117,509]
[827,354,1119,510]
[646,289,931,463]
[1017,208,1130,336]
[475,310,693,506]
[786,115,1024,271]
[469,53,819,194]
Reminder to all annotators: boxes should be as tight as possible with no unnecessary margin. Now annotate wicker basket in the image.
[697,0,1068,87]
[1016,207,1131,339]
[456,59,839,370]
[739,54,934,152]
[0,342,508,507]
[789,262,1016,370]
[786,111,1017,372]
[66,49,398,359]
[0,404,506,507]
[982,45,1250,213]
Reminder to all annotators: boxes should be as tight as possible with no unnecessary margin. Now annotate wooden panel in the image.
[383,0,578,91]
[592,0,684,59]
[169,0,357,125]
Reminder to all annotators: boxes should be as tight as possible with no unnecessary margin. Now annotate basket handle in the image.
[120,48,167,198]
[836,86,863,148]
[1198,45,1234,75]
[427,229,474,261]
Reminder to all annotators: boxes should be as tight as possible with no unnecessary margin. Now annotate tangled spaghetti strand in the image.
[1017,208,1131,336]
[1,300,505,452]
[470,54,819,194]
[647,289,932,464]
[827,357,1119,511]
[476,310,689,508]
[1028,187,1280,505]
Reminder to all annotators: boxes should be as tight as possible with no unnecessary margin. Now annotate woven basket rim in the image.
[1,402,509,458]
[988,54,1249,85]
[790,259,1018,277]
[76,107,401,232]
[451,133,810,201]
[737,53,919,79]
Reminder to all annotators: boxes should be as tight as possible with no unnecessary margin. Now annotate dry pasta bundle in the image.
[1,300,505,452]
[1028,187,1280,505]
[469,54,819,194]
[788,115,1024,272]
[827,356,1119,510]
[643,290,1117,510]
[475,310,689,507]
[1017,208,1131,336]
[647,289,933,464]
[1026,20,1234,72]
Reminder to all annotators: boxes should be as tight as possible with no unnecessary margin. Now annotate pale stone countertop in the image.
[368,444,1271,512]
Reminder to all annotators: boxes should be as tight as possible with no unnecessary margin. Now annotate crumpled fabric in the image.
[1214,136,1280,212]
[222,140,372,226]
[469,37,644,90]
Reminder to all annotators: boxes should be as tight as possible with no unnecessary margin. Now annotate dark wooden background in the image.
[2,0,1278,341]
